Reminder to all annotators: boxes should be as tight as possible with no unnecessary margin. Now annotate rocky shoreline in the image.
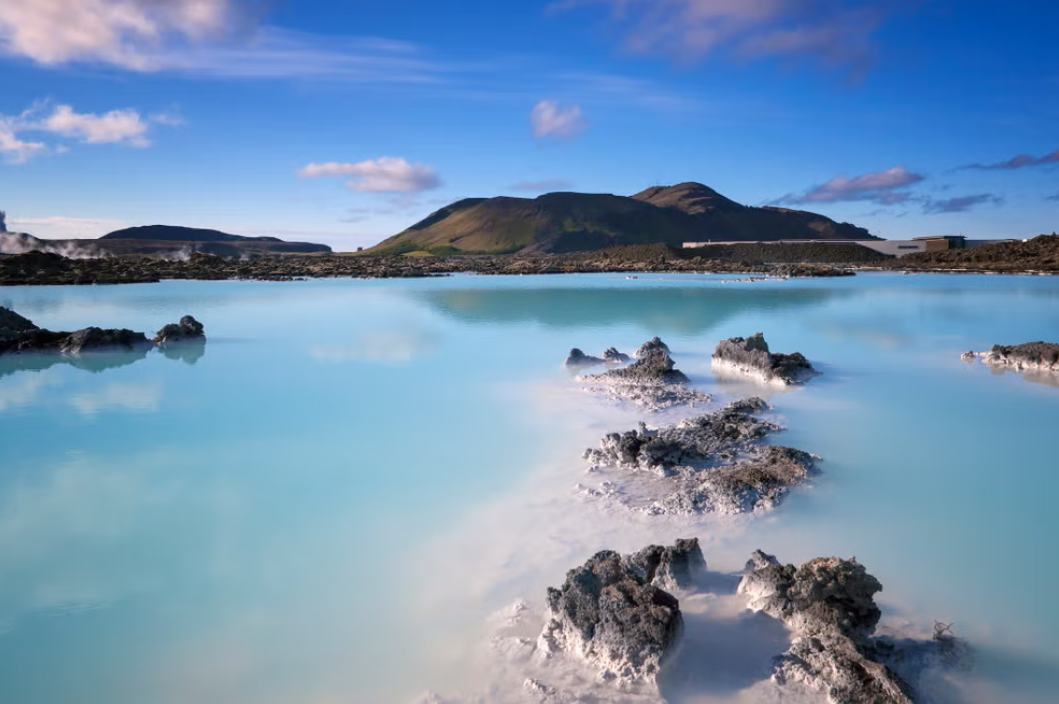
[0,306,205,357]
[962,341,1059,375]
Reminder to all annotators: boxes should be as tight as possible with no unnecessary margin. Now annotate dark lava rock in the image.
[739,555,916,704]
[537,546,685,683]
[584,399,817,515]
[634,336,670,359]
[596,348,689,385]
[984,341,1059,373]
[712,333,817,385]
[0,306,37,335]
[59,327,149,355]
[154,315,206,344]
[603,347,630,364]
[565,347,604,368]
[625,538,706,592]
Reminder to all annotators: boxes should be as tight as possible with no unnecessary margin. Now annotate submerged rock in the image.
[738,553,971,704]
[154,315,205,345]
[564,348,604,368]
[537,544,688,684]
[712,333,817,385]
[583,399,815,515]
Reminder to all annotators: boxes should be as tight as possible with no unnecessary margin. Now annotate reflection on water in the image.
[158,340,206,366]
[0,274,1057,704]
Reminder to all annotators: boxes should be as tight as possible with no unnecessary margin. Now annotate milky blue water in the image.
[1,273,1058,704]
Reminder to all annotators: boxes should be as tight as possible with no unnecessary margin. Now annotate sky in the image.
[0,0,1056,251]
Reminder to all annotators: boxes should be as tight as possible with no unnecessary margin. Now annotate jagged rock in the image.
[981,341,1059,374]
[537,548,684,684]
[154,315,206,344]
[580,339,708,412]
[564,348,604,368]
[960,350,976,363]
[583,399,816,515]
[0,306,37,335]
[58,327,149,355]
[602,347,630,364]
[584,399,778,474]
[739,555,917,704]
[625,538,706,592]
[634,336,670,359]
[712,333,817,385]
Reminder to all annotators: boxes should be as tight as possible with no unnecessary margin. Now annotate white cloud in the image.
[0,0,232,70]
[42,105,151,147]
[531,100,587,140]
[298,157,441,194]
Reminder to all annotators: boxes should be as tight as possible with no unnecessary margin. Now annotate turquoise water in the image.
[1,273,1058,703]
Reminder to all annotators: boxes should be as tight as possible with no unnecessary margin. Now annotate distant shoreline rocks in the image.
[712,333,818,385]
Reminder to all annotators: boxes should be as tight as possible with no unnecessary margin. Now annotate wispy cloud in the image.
[961,148,1059,171]
[510,179,575,192]
[922,194,1004,214]
[532,101,587,140]
[553,0,906,74]
[1047,192,1059,202]
[299,157,441,194]
[775,166,925,205]
[7,216,128,239]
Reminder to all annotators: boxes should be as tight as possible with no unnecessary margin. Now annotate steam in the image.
[0,210,106,259]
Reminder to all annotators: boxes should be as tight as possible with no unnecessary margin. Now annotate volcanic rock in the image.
[712,333,817,385]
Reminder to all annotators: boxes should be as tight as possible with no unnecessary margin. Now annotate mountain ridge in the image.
[370,182,876,255]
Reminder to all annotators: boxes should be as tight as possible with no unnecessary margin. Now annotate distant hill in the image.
[101,224,284,243]
[369,182,876,255]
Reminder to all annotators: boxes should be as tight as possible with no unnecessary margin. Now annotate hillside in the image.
[101,225,283,243]
[370,182,875,255]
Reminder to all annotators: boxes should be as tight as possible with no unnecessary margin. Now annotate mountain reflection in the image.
[420,284,852,334]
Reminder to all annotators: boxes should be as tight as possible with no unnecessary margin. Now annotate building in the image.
[682,236,1020,258]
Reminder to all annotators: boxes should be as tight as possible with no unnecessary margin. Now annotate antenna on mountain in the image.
[0,210,7,233]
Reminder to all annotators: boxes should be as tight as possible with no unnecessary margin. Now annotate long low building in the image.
[682,235,1020,258]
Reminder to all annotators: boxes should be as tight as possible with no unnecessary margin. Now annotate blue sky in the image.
[0,0,1056,250]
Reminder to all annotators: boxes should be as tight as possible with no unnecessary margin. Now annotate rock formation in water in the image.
[634,336,670,359]
[963,341,1059,375]
[564,348,604,368]
[739,551,972,704]
[536,541,699,684]
[0,306,205,358]
[603,347,630,364]
[580,338,710,412]
[582,398,816,515]
[154,315,206,345]
[712,333,817,385]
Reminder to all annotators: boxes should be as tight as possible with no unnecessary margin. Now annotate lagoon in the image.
[1,272,1058,703]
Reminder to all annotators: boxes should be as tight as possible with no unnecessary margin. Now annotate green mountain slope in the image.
[370,183,875,255]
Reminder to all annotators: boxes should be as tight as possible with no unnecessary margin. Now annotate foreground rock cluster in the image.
[712,333,818,385]
[536,540,706,684]
[431,540,971,704]
[0,306,205,357]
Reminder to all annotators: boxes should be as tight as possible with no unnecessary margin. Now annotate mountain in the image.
[369,183,876,255]
[101,225,285,243]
